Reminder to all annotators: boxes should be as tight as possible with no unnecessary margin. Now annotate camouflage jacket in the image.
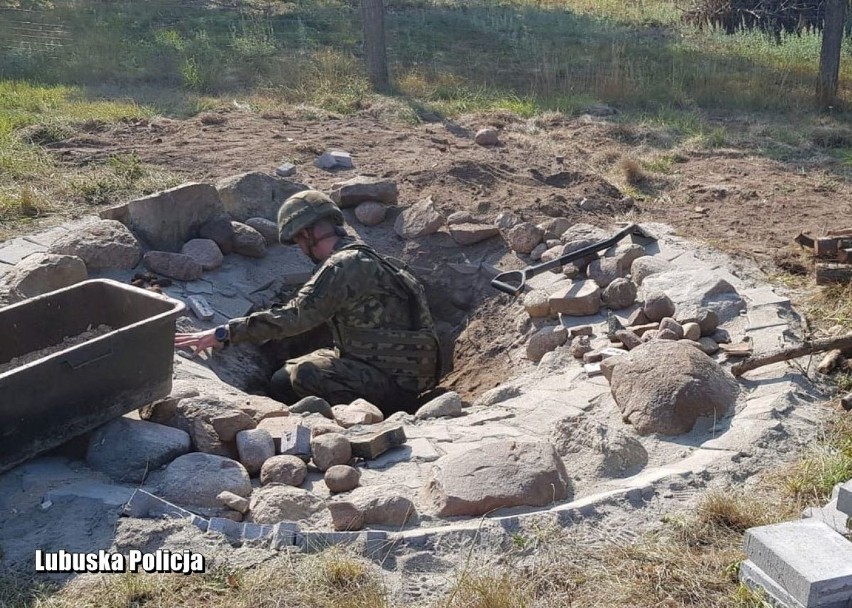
[227,237,440,392]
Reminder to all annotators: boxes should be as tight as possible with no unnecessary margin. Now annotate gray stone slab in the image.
[743,287,793,308]
[747,326,792,355]
[185,280,214,294]
[21,226,69,248]
[206,291,254,320]
[124,489,209,531]
[744,519,852,608]
[0,237,46,265]
[47,481,134,507]
[748,304,790,331]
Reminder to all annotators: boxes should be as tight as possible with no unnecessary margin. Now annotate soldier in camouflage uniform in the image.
[174,190,441,414]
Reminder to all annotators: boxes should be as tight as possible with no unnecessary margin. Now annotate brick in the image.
[349,425,406,460]
[744,519,852,607]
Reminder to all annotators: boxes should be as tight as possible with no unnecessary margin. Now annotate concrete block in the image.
[281,424,312,459]
[836,480,852,517]
[302,531,366,552]
[270,522,302,550]
[123,489,209,531]
[803,488,849,536]
[739,560,805,608]
[744,519,852,607]
[208,517,244,540]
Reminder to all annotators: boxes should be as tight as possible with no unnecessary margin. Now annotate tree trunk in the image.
[817,0,847,109]
[361,0,389,91]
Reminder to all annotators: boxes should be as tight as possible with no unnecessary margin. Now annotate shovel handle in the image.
[491,270,526,296]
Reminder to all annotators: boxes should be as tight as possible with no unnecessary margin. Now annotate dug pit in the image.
[0,173,825,580]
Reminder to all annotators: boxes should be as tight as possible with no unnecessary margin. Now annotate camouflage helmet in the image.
[277,190,344,244]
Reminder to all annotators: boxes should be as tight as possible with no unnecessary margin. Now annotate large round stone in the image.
[310,433,351,472]
[324,465,360,493]
[158,453,251,509]
[50,220,142,270]
[421,441,570,517]
[261,455,307,486]
[610,340,739,436]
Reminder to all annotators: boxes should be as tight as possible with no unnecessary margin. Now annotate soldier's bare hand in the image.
[174,329,219,358]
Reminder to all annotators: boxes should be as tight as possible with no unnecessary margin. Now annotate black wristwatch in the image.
[214,324,230,345]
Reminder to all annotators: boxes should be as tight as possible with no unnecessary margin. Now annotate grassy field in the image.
[1,0,850,230]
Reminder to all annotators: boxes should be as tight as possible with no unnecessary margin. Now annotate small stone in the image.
[643,291,676,322]
[210,410,256,443]
[538,217,572,240]
[415,392,463,420]
[571,335,592,358]
[683,322,701,341]
[711,328,732,344]
[275,162,296,177]
[614,330,642,351]
[231,221,267,258]
[549,280,601,316]
[569,325,593,337]
[474,128,499,146]
[600,357,620,382]
[236,429,275,476]
[642,330,659,342]
[328,501,365,531]
[143,251,202,281]
[311,433,352,472]
[697,308,719,336]
[354,201,387,226]
[697,337,720,354]
[630,322,660,337]
[330,176,397,206]
[394,197,444,239]
[244,218,279,246]
[627,308,650,326]
[324,465,360,493]
[630,256,672,285]
[530,243,548,261]
[447,211,473,225]
[199,217,234,254]
[657,329,679,340]
[260,455,308,486]
[527,325,569,362]
[658,317,684,339]
[348,399,384,424]
[217,490,249,514]
[181,239,224,271]
[524,289,552,318]
[315,150,353,170]
[450,223,500,246]
[495,212,522,231]
[602,278,637,310]
[587,257,624,288]
[506,222,544,254]
[221,510,243,522]
[583,349,604,363]
[332,405,371,428]
[289,396,333,419]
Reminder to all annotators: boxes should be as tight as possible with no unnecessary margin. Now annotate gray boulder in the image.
[421,441,570,516]
[143,251,203,281]
[354,201,387,226]
[86,417,190,483]
[50,220,142,270]
[260,455,307,486]
[249,484,325,523]
[610,340,739,436]
[631,256,672,285]
[506,222,543,254]
[236,429,275,476]
[449,223,499,246]
[181,239,223,271]
[171,396,256,456]
[230,222,267,258]
[330,176,398,207]
[394,197,444,239]
[415,392,463,420]
[244,218,279,246]
[215,172,306,221]
[159,453,251,509]
[324,465,361,493]
[110,183,226,252]
[311,433,352,472]
[1,253,87,302]
[526,325,569,362]
[602,277,637,309]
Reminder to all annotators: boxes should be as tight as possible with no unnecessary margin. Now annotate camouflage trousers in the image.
[269,348,419,414]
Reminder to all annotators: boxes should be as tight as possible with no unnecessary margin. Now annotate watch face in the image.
[214,326,228,342]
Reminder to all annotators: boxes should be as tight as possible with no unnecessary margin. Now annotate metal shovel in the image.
[490,223,656,296]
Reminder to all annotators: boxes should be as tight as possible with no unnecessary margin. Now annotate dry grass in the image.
[779,414,852,505]
[618,156,648,186]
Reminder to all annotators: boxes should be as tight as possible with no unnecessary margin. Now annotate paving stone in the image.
[747,304,789,331]
[836,480,852,518]
[742,287,792,308]
[744,519,852,608]
[206,291,255,319]
[270,522,302,549]
[0,237,46,265]
[739,560,803,608]
[123,489,209,531]
[747,326,791,355]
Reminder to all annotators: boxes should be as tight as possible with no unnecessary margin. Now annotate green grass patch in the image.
[781,415,852,504]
